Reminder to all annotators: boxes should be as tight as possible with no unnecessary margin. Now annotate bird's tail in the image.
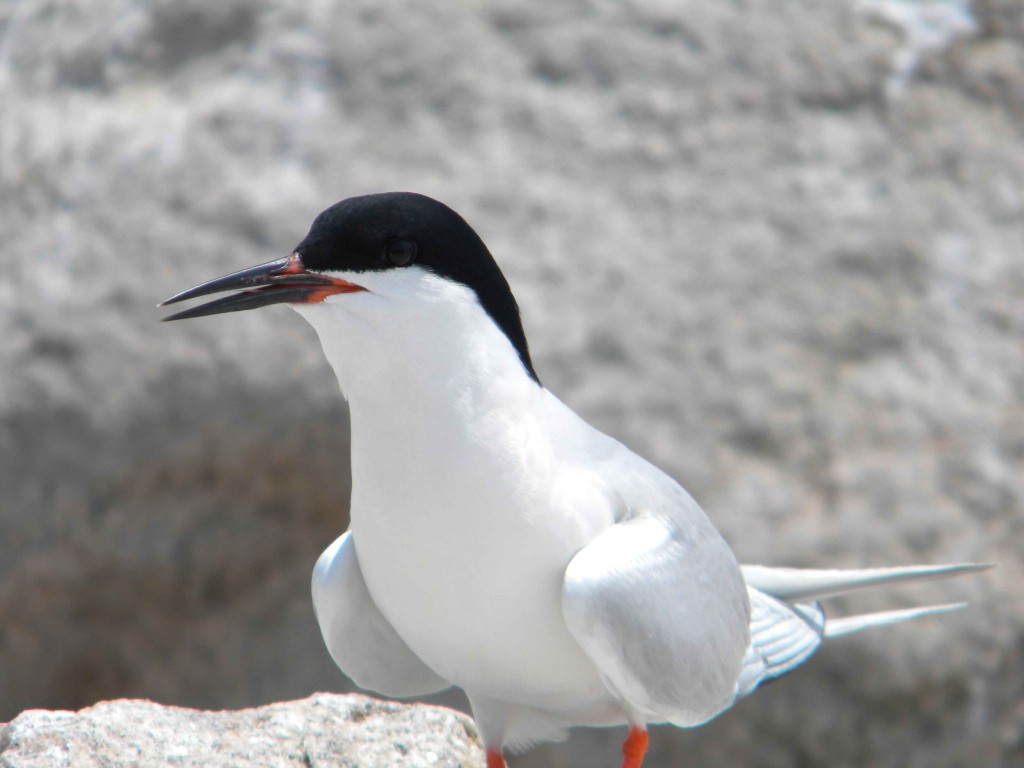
[733,562,991,700]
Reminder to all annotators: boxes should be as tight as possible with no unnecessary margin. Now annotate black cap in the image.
[297,192,539,383]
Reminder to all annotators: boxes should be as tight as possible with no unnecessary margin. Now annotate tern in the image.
[162,192,988,768]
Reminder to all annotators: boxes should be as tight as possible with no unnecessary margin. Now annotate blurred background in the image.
[1,0,1022,765]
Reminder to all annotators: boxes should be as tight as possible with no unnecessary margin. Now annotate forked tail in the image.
[733,562,991,699]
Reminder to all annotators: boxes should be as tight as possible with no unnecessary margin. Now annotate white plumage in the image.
[163,192,989,767]
[298,266,987,754]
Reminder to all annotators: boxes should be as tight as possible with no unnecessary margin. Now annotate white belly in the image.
[349,475,614,711]
[292,284,627,712]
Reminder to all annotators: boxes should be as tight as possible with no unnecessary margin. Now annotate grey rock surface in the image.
[0,695,483,768]
[1,0,1022,766]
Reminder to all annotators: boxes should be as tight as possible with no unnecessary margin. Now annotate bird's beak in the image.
[160,253,365,321]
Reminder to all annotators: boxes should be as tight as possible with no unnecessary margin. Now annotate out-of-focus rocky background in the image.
[1,0,1021,766]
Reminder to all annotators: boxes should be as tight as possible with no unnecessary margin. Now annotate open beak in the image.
[160,253,365,321]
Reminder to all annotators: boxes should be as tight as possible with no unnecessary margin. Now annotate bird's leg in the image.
[467,694,508,768]
[621,726,649,768]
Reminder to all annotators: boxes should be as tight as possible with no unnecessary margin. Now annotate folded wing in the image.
[562,514,751,727]
[312,531,450,697]
[734,588,824,699]
[733,561,991,699]
[741,563,990,602]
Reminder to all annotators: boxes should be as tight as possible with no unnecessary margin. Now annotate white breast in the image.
[293,268,619,709]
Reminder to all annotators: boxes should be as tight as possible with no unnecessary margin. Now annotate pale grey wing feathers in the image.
[311,531,450,697]
[735,562,989,699]
[734,588,824,699]
[562,515,750,727]
[741,562,990,601]
[824,602,967,637]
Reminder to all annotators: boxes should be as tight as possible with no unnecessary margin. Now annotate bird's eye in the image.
[384,238,417,267]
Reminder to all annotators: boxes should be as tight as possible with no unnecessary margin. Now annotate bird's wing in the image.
[733,588,824,699]
[741,562,990,601]
[734,562,990,697]
[312,531,450,697]
[562,514,751,727]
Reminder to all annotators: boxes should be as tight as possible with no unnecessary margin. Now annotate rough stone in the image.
[1,0,1022,766]
[0,695,483,768]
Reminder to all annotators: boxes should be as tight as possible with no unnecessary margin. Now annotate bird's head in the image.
[162,192,538,382]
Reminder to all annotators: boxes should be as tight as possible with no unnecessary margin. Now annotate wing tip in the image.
[742,561,994,601]
[824,602,969,638]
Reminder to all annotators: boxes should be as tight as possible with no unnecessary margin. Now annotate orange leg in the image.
[486,749,507,768]
[622,726,649,768]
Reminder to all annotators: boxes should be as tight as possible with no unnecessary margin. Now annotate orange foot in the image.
[622,726,649,768]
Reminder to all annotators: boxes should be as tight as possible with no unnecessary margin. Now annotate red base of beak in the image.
[161,253,366,321]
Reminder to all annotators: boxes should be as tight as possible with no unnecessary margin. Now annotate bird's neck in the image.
[294,286,545,469]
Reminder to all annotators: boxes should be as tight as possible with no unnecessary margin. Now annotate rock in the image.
[1,0,1022,766]
[0,695,483,768]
